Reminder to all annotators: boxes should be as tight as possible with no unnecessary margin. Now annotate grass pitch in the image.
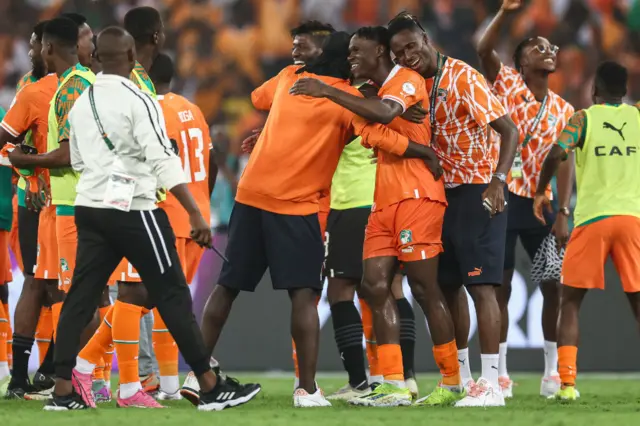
[0,374,639,425]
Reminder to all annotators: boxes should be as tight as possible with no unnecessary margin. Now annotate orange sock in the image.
[558,345,578,387]
[78,305,114,366]
[152,308,178,377]
[103,345,114,383]
[35,307,53,365]
[112,301,142,385]
[433,340,461,386]
[98,305,111,322]
[378,344,404,382]
[51,301,63,342]
[4,303,12,369]
[0,303,8,370]
[359,299,381,378]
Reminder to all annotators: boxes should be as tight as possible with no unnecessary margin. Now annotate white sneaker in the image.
[294,387,332,407]
[540,375,561,397]
[156,390,183,401]
[405,377,419,401]
[455,378,505,407]
[499,376,513,399]
[180,371,200,406]
[326,383,371,401]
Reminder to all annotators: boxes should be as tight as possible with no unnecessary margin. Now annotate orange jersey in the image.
[370,66,445,211]
[426,56,506,185]
[250,66,301,111]
[158,93,212,239]
[1,74,57,178]
[491,64,574,198]
[240,66,360,215]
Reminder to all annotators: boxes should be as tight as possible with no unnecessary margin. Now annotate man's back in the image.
[159,92,212,238]
[238,67,358,216]
[574,103,640,227]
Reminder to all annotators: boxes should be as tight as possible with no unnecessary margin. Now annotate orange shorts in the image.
[176,237,205,284]
[109,258,141,284]
[110,238,203,285]
[56,213,77,293]
[562,215,640,293]
[0,230,12,284]
[363,198,445,262]
[35,205,59,280]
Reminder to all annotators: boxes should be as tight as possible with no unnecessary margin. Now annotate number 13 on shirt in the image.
[180,127,208,183]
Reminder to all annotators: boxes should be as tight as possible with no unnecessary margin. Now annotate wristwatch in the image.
[492,173,507,184]
[559,207,571,217]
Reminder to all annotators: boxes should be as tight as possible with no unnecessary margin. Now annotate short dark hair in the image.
[387,11,425,38]
[513,37,536,72]
[290,20,335,46]
[595,61,628,97]
[33,20,49,42]
[124,6,162,43]
[43,17,79,48]
[353,26,390,50]
[60,12,87,27]
[149,52,174,86]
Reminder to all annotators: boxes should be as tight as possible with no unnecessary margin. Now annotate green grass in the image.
[1,374,640,425]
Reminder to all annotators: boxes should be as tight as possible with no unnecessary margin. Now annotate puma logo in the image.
[603,122,626,141]
[458,359,465,365]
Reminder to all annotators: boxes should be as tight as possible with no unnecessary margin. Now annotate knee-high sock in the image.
[4,303,12,369]
[396,298,416,379]
[92,306,112,382]
[78,305,114,368]
[331,301,367,387]
[35,307,53,366]
[0,303,9,378]
[378,344,404,384]
[51,302,63,342]
[112,301,142,388]
[359,299,382,381]
[433,340,461,386]
[152,308,179,394]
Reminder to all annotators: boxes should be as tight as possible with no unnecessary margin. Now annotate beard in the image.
[32,61,46,79]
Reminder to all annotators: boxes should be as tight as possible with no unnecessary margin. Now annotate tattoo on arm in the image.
[557,111,586,153]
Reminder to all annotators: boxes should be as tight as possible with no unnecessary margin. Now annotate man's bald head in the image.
[96,27,136,77]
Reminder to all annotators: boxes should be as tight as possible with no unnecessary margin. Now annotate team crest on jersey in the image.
[437,88,448,101]
[60,258,69,272]
[400,230,413,245]
[547,114,557,126]
[402,82,416,96]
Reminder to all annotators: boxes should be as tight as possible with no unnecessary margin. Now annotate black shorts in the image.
[18,206,39,276]
[324,207,370,280]
[439,184,508,288]
[218,202,324,292]
[504,193,554,270]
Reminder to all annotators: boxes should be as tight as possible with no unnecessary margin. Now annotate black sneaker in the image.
[198,376,261,411]
[5,378,38,400]
[33,372,56,391]
[43,391,89,411]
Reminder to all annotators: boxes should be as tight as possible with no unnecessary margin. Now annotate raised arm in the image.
[477,0,523,83]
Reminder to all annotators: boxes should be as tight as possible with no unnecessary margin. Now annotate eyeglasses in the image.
[532,44,559,55]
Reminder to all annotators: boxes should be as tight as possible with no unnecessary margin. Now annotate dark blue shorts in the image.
[438,184,508,288]
[504,192,554,270]
[218,202,324,292]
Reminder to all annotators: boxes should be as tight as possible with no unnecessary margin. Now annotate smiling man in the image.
[476,0,575,399]
[385,12,518,407]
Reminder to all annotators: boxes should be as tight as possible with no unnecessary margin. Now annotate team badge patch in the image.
[400,230,413,245]
[401,82,416,96]
[60,258,69,272]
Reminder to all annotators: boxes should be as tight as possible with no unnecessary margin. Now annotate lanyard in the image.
[521,94,548,148]
[88,85,115,151]
[429,52,448,128]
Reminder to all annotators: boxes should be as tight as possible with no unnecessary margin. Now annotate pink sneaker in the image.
[116,389,165,408]
[72,370,96,408]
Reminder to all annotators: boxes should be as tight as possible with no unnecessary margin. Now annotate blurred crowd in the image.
[1,0,636,227]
